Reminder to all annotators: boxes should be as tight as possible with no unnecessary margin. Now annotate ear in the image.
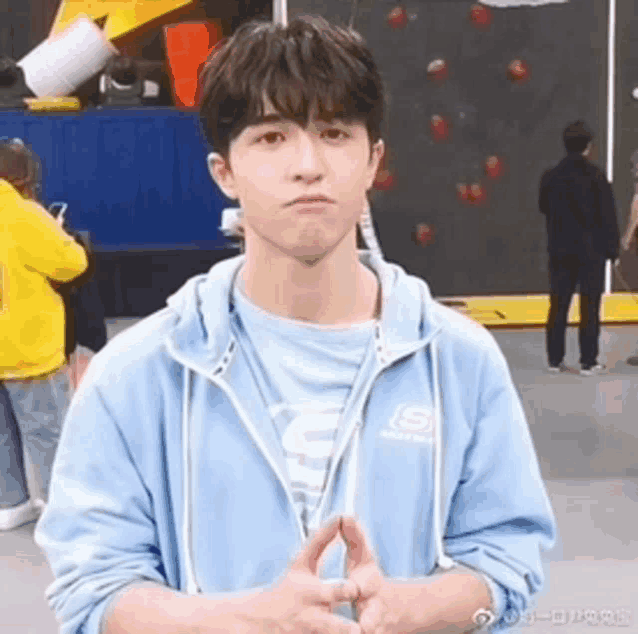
[207,152,239,202]
[365,139,385,191]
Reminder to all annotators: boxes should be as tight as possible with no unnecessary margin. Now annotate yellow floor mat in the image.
[436,293,638,327]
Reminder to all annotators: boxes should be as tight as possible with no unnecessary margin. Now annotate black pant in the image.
[546,254,606,367]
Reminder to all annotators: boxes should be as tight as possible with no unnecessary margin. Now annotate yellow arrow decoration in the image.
[51,0,195,41]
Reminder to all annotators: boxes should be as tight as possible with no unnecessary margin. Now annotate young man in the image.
[35,15,556,634]
[0,138,88,530]
[539,121,620,376]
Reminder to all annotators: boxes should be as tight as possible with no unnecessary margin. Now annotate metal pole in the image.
[273,0,287,27]
[605,0,617,295]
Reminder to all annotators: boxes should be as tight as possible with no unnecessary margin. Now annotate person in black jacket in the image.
[539,120,620,376]
[47,216,108,364]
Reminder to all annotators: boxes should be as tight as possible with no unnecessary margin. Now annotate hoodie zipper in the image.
[312,327,443,531]
[196,362,307,542]
[311,326,389,529]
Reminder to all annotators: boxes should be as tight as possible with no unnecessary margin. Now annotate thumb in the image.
[290,517,342,575]
[340,517,376,572]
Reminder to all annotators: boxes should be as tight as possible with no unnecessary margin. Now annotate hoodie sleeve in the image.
[34,380,169,634]
[14,199,88,282]
[443,339,557,631]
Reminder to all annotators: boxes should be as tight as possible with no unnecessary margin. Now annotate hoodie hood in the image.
[166,251,444,369]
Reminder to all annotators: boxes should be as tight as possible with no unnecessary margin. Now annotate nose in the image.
[290,132,326,183]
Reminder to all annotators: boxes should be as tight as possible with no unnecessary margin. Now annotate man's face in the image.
[209,98,384,265]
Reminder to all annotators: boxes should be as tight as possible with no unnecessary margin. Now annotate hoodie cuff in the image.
[476,572,508,623]
[452,562,508,624]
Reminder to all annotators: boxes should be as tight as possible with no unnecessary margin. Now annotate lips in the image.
[294,203,329,214]
[289,196,334,205]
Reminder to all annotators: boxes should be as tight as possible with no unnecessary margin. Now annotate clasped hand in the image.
[255,516,423,634]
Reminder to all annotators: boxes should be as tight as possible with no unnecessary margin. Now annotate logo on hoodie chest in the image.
[379,405,435,444]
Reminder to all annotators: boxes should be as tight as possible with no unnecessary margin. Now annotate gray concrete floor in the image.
[1,319,637,632]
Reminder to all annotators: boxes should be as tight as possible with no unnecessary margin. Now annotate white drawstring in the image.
[182,367,200,595]
[431,338,455,571]
[359,201,384,261]
[345,421,362,518]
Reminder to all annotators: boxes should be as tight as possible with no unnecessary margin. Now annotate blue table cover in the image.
[0,107,229,251]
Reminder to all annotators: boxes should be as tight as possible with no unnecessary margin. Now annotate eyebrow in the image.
[252,113,347,126]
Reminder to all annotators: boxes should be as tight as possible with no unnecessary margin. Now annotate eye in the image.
[256,132,285,145]
[324,128,350,140]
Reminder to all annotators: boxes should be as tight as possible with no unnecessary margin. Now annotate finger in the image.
[299,607,362,634]
[304,578,359,606]
[340,517,376,570]
[358,598,386,634]
[329,579,361,604]
[285,575,358,608]
[291,517,342,574]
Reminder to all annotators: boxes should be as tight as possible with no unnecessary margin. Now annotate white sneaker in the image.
[580,364,607,376]
[0,498,44,531]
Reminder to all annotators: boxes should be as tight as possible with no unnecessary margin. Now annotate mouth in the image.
[289,199,334,216]
[288,196,335,206]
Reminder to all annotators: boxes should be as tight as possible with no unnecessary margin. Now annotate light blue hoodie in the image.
[35,252,556,634]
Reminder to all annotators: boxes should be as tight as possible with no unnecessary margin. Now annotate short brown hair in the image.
[0,139,41,199]
[197,15,388,164]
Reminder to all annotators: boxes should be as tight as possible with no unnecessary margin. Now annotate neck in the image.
[241,236,379,325]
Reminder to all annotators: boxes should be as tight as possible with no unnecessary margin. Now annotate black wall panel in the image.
[0,0,59,59]
[0,0,33,60]
[291,0,609,296]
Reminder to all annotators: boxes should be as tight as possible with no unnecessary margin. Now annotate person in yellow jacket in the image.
[0,138,88,531]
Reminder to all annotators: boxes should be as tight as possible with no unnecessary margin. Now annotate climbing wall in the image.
[290,0,609,297]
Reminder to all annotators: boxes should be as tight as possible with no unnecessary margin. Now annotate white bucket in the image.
[17,15,118,97]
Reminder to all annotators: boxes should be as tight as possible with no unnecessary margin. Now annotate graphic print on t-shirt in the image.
[274,401,342,529]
